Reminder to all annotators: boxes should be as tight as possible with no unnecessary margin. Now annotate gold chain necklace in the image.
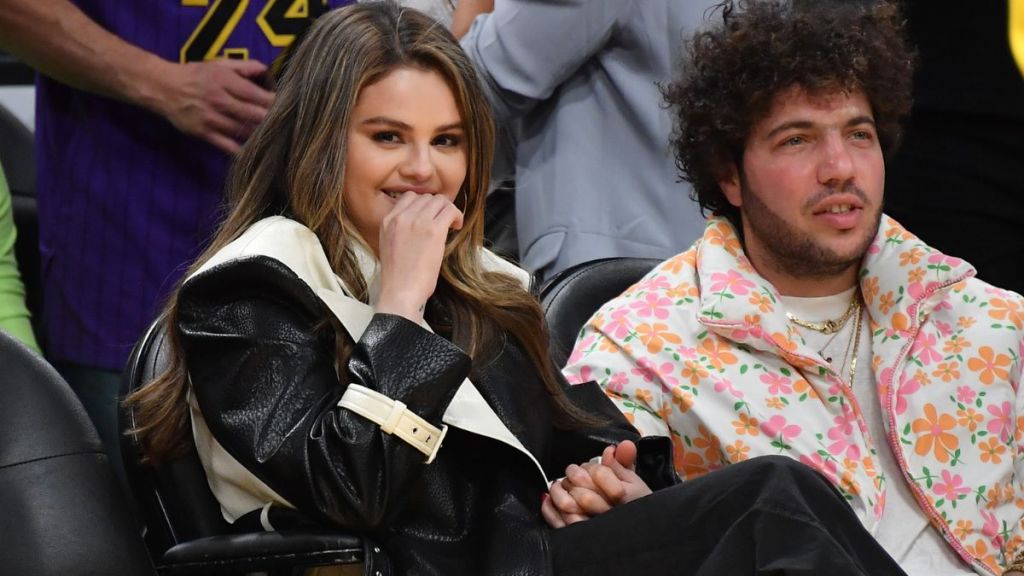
[840,308,863,385]
[785,296,860,334]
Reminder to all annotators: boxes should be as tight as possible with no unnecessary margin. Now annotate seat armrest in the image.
[160,530,364,575]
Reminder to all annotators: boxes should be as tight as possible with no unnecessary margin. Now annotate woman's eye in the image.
[372,131,401,144]
[433,134,462,147]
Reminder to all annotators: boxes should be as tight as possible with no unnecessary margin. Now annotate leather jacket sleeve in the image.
[550,380,679,491]
[178,256,471,531]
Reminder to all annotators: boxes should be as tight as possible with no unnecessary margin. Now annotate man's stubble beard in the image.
[738,177,882,282]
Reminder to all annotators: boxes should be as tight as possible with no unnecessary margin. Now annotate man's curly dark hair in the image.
[664,0,915,231]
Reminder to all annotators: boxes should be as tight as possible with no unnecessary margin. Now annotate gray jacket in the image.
[462,0,717,278]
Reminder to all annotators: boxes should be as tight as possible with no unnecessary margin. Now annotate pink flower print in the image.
[675,346,698,360]
[760,372,793,395]
[762,415,802,441]
[565,365,591,386]
[894,376,921,415]
[630,292,673,320]
[603,308,633,339]
[709,270,755,296]
[933,298,953,313]
[713,377,744,399]
[827,422,862,461]
[980,509,1000,539]
[605,371,629,393]
[831,411,857,437]
[566,335,595,365]
[799,453,840,486]
[987,401,1013,442]
[631,358,659,383]
[655,362,680,390]
[910,332,943,366]
[933,470,970,501]
[635,275,671,293]
[933,320,954,339]
[956,386,976,405]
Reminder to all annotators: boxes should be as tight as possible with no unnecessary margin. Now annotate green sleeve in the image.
[0,164,41,354]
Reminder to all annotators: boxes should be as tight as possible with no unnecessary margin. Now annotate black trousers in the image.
[550,456,906,576]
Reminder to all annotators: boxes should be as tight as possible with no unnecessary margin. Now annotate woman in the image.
[126,3,907,575]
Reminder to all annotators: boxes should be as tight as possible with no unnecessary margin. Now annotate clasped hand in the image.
[541,440,652,529]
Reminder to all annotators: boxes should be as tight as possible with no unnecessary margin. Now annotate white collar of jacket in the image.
[191,216,549,485]
[694,215,976,368]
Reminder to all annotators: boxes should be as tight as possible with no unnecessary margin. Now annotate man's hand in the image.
[540,440,653,529]
[150,59,275,154]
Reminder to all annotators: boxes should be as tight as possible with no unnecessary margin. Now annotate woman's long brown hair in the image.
[126,1,596,465]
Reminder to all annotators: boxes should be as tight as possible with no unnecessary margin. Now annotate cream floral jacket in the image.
[564,215,1024,575]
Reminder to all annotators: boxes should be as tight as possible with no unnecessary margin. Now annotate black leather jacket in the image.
[179,256,676,576]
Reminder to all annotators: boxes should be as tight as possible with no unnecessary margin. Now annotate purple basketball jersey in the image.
[36,0,353,369]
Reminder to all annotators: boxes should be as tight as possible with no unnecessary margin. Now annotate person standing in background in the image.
[458,0,715,282]
[0,0,352,490]
[0,163,40,354]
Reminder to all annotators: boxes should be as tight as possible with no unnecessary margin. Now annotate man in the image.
[0,0,349,486]
[458,0,713,280]
[563,2,1024,575]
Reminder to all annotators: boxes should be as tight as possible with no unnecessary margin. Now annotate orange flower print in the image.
[878,291,896,314]
[705,223,742,256]
[899,247,923,266]
[933,361,961,383]
[680,360,709,386]
[597,336,624,354]
[700,339,738,370]
[957,408,983,432]
[967,346,1012,385]
[766,397,785,410]
[979,437,1006,464]
[770,332,799,354]
[864,276,880,303]
[733,413,760,436]
[911,369,931,387]
[793,377,817,399]
[694,426,723,463]
[943,335,971,355]
[953,520,973,540]
[635,323,682,354]
[726,440,750,462]
[748,292,774,313]
[677,443,710,480]
[657,401,672,421]
[666,282,698,300]
[989,298,1024,330]
[671,387,694,413]
[634,388,654,406]
[661,252,691,275]
[958,316,977,330]
[911,403,959,463]
[907,267,926,284]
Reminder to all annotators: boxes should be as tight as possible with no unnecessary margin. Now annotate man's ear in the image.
[718,164,742,208]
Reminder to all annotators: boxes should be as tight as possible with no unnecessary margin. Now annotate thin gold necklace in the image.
[786,296,860,334]
[840,309,863,385]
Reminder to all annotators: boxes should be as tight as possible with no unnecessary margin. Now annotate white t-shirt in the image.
[781,288,973,575]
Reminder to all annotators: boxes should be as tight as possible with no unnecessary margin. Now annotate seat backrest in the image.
[119,318,232,560]
[540,257,661,368]
[0,331,154,575]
